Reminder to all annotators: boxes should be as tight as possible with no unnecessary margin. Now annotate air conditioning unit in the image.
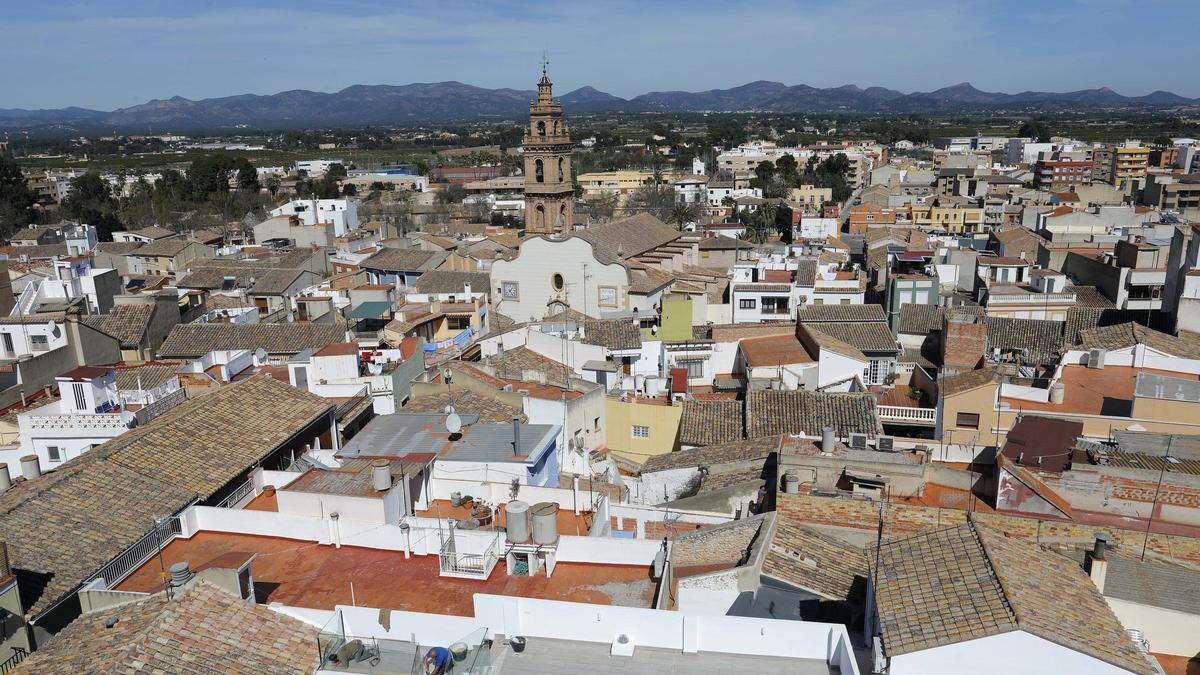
[849,433,868,449]
[875,435,895,452]
[1087,348,1106,369]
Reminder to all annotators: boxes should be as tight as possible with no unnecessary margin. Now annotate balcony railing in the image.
[878,405,937,425]
[86,516,182,587]
[0,648,27,675]
[438,531,502,580]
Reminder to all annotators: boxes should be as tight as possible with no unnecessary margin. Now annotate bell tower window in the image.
[535,159,544,183]
[558,157,565,182]
[537,121,546,137]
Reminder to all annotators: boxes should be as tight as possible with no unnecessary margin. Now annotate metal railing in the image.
[86,517,181,587]
[438,532,502,579]
[877,405,937,424]
[214,478,256,509]
[0,647,27,675]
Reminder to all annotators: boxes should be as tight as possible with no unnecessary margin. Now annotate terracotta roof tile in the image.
[745,390,880,438]
[796,304,886,323]
[159,323,347,358]
[678,399,744,447]
[582,318,642,350]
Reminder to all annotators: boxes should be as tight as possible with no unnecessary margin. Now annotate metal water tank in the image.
[531,502,559,544]
[19,455,40,480]
[505,500,531,543]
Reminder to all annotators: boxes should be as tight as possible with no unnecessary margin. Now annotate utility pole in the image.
[1140,435,1175,561]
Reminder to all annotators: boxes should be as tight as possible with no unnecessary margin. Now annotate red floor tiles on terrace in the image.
[115,531,655,614]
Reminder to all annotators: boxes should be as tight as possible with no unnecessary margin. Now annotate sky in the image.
[3,0,1199,110]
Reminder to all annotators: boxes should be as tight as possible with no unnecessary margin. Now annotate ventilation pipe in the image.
[512,416,522,456]
[168,561,193,588]
[1084,532,1110,592]
[821,426,836,453]
[0,463,10,492]
[371,459,391,492]
[20,455,40,480]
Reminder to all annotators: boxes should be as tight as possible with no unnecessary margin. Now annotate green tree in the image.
[0,153,35,240]
[326,163,348,179]
[666,202,699,230]
[1018,119,1052,143]
[61,171,122,241]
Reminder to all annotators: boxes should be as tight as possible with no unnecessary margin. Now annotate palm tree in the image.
[667,202,699,230]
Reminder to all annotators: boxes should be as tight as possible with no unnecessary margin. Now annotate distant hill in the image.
[1,80,1196,132]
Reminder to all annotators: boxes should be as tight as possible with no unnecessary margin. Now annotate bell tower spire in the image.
[524,60,574,235]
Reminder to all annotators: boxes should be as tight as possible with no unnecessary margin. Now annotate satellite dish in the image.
[445,412,463,435]
[254,347,267,363]
[46,321,59,337]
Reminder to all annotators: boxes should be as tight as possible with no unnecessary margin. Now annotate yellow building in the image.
[604,396,683,464]
[575,170,667,197]
[1112,143,1150,184]
[789,184,833,210]
[910,205,985,233]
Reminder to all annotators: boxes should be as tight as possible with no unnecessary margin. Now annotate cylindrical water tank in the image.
[371,459,391,492]
[1049,382,1066,405]
[0,463,10,491]
[20,455,40,480]
[505,500,531,543]
[782,471,800,494]
[531,502,559,545]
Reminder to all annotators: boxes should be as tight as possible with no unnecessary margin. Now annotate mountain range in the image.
[2,81,1197,132]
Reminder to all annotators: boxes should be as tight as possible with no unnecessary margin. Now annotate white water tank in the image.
[1049,382,1066,405]
[20,455,40,480]
[505,500,531,543]
[531,502,560,545]
[371,459,391,492]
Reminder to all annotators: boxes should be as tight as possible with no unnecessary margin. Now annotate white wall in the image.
[889,630,1136,675]
[491,237,630,321]
[1105,597,1200,657]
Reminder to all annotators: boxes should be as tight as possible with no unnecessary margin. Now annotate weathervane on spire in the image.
[541,50,549,76]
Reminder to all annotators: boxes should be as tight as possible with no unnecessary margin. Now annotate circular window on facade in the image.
[553,273,564,291]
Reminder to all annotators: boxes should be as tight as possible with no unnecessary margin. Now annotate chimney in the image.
[512,416,522,456]
[941,315,986,370]
[821,426,836,453]
[1084,532,1110,592]
[371,458,392,492]
[168,561,193,588]
[0,463,9,491]
[0,542,9,579]
[20,455,40,480]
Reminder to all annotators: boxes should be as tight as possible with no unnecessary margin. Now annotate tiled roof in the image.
[671,515,767,573]
[798,323,866,361]
[939,366,999,396]
[113,363,180,391]
[479,346,570,387]
[0,458,195,618]
[582,318,643,350]
[897,304,984,335]
[796,304,886,323]
[95,241,144,255]
[159,323,347,357]
[874,522,1151,671]
[806,321,899,353]
[629,266,676,294]
[100,375,333,500]
[740,334,814,368]
[127,237,193,258]
[1103,554,1200,616]
[574,213,682,262]
[765,498,867,601]
[403,389,526,423]
[794,259,818,287]
[1067,285,1114,308]
[1063,307,1144,346]
[411,270,490,294]
[1080,322,1200,360]
[360,247,448,271]
[678,399,744,447]
[986,316,1063,364]
[129,225,177,239]
[641,436,782,473]
[17,581,319,674]
[745,390,880,438]
[80,304,154,348]
[247,267,312,295]
[6,243,67,259]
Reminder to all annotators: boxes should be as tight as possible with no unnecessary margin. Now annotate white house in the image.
[270,198,360,237]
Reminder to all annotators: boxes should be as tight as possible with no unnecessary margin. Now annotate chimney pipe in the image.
[512,416,521,456]
[371,458,391,492]
[821,426,836,453]
[1084,532,1111,592]
[0,464,10,491]
[20,455,40,480]
[169,561,193,588]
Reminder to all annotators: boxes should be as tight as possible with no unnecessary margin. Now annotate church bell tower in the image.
[523,60,574,235]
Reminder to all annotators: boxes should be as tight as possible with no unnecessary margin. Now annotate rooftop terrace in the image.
[1001,365,1195,417]
[115,531,656,614]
